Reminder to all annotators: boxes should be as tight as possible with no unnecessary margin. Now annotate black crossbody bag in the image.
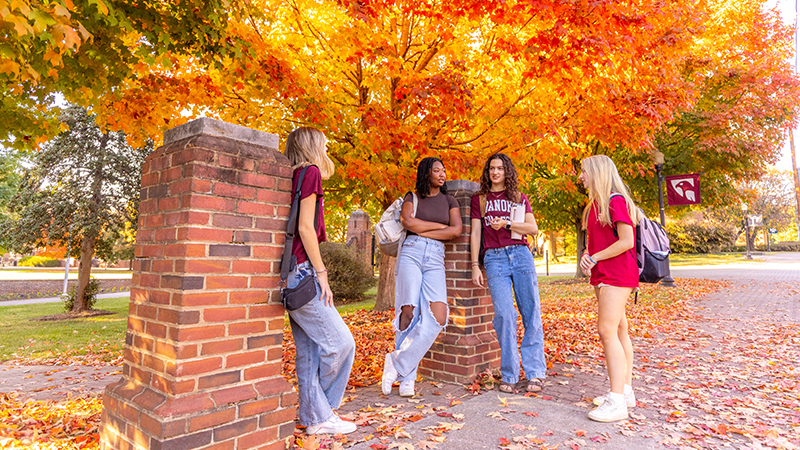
[280,166,320,311]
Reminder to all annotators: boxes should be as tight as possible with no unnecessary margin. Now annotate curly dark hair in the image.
[415,157,448,199]
[478,153,521,203]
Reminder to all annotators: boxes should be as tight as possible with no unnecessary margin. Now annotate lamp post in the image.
[654,151,677,287]
[741,203,753,260]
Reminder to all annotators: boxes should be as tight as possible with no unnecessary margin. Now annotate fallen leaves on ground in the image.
[0,393,101,449]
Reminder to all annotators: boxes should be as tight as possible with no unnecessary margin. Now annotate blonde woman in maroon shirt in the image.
[578,155,641,423]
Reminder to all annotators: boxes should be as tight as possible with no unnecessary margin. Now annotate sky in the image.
[768,0,799,170]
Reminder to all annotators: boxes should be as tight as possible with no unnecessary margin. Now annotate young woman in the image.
[284,127,357,435]
[578,154,640,422]
[469,153,545,394]
[382,157,462,397]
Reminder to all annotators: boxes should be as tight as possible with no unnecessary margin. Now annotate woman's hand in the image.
[579,253,596,277]
[471,265,484,287]
[317,272,334,307]
[490,217,508,230]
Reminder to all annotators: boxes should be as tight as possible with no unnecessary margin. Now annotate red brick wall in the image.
[419,181,501,384]
[100,124,296,450]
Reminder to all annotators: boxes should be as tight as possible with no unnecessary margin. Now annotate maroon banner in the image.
[666,173,701,205]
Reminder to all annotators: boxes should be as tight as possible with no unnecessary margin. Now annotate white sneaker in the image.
[381,353,398,395]
[588,397,628,423]
[306,415,357,435]
[399,379,415,397]
[593,391,635,408]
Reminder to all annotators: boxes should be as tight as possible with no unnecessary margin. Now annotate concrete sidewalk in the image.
[0,291,130,306]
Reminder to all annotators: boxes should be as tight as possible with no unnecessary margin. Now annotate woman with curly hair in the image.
[382,157,462,397]
[469,153,544,394]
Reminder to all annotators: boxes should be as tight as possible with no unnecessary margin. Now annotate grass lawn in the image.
[0,297,130,363]
[668,253,763,265]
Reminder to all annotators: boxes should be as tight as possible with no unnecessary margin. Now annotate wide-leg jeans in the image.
[484,244,546,383]
[287,261,356,426]
[390,235,448,381]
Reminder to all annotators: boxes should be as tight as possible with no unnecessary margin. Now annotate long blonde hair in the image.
[581,155,641,229]
[284,127,335,179]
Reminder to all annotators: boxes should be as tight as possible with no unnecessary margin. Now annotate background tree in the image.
[0,106,150,312]
[0,149,23,254]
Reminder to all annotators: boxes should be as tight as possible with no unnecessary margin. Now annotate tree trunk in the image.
[374,252,396,311]
[73,234,97,312]
[72,133,107,312]
[574,216,587,279]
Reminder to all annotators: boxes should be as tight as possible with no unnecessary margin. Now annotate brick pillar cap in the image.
[445,180,479,196]
[163,117,279,150]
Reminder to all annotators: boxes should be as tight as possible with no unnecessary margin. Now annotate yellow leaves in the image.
[88,0,109,16]
[0,59,19,76]
[5,13,34,37]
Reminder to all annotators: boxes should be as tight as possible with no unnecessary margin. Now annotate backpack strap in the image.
[280,166,320,285]
[608,193,637,260]
[479,195,486,218]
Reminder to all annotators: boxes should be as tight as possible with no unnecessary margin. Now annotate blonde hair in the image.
[581,155,641,229]
[284,127,335,179]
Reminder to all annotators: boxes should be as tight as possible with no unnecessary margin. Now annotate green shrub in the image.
[63,276,101,311]
[768,241,800,251]
[319,242,377,303]
[666,219,738,253]
[18,255,61,267]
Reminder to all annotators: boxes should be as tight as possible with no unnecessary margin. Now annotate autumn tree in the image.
[93,0,710,308]
[0,106,150,312]
[0,0,246,150]
[527,0,800,275]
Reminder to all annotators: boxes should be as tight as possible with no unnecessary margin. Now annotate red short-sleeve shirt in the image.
[587,195,638,288]
[290,165,327,265]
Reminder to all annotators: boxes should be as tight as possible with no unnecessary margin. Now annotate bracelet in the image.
[587,255,597,265]
[471,262,480,266]
[316,269,327,274]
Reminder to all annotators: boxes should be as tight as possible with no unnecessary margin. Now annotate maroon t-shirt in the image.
[470,191,533,249]
[586,195,638,288]
[291,165,327,265]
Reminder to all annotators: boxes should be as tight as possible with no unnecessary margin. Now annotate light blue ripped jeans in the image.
[287,261,356,426]
[484,244,546,384]
[389,235,449,381]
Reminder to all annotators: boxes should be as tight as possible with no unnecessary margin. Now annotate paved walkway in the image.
[0,291,130,306]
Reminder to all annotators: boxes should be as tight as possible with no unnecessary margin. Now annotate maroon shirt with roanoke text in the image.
[470,191,533,249]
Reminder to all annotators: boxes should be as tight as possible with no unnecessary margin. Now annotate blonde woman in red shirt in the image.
[578,155,641,422]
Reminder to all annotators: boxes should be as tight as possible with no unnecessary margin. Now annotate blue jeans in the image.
[287,262,355,426]
[484,245,546,383]
[390,235,448,380]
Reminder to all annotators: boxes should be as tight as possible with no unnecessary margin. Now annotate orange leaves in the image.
[283,309,396,387]
[0,393,102,449]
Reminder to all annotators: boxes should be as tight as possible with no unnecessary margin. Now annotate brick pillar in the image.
[418,180,501,384]
[100,118,296,450]
[345,209,373,267]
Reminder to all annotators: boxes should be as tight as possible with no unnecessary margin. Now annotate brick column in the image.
[419,180,501,384]
[100,118,296,450]
[345,209,373,267]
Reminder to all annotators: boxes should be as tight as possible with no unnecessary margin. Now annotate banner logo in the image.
[665,173,701,206]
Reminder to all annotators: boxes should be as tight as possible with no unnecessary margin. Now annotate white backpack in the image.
[375,193,418,257]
